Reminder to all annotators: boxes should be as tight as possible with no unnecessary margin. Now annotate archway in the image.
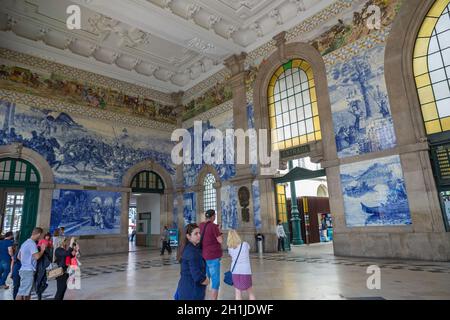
[0,144,54,244]
[252,35,336,253]
[122,160,175,251]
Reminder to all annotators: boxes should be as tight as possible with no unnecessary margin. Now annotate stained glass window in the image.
[275,184,288,223]
[203,173,216,215]
[268,59,321,151]
[414,0,450,134]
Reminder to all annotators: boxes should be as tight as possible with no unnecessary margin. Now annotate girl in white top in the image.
[227,229,255,300]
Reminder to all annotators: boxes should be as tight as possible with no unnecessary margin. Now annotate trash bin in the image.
[255,233,264,255]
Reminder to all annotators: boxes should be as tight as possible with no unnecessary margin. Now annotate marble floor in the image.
[2,242,450,300]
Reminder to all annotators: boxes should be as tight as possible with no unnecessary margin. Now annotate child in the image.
[38,232,53,249]
[227,229,255,300]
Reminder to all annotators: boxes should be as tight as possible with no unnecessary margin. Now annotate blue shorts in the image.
[206,258,221,290]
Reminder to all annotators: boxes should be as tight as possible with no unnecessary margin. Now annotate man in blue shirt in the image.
[0,231,14,288]
[16,227,46,300]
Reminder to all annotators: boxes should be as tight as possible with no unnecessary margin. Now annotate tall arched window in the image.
[203,173,216,214]
[268,59,321,151]
[414,0,450,134]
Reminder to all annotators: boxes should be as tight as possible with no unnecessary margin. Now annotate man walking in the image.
[199,209,223,300]
[276,220,287,252]
[160,225,172,255]
[16,227,46,300]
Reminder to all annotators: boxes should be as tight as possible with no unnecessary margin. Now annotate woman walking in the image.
[227,229,255,300]
[175,223,209,300]
[53,238,74,300]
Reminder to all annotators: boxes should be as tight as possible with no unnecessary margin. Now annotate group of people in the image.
[175,209,255,300]
[0,226,80,300]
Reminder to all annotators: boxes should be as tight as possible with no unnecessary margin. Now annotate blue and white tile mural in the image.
[221,185,238,230]
[183,116,236,189]
[172,197,178,230]
[247,104,258,176]
[328,44,397,158]
[0,100,175,186]
[50,189,122,236]
[183,193,196,226]
[252,180,262,230]
[340,155,412,227]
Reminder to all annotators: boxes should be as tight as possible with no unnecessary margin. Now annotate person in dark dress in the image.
[53,237,74,300]
[175,223,209,300]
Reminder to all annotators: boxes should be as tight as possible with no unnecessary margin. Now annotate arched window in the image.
[0,158,40,185]
[268,59,321,151]
[414,0,450,134]
[203,173,216,214]
[130,170,165,193]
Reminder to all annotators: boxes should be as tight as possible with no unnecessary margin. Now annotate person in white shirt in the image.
[227,229,255,300]
[16,227,46,300]
[276,220,287,252]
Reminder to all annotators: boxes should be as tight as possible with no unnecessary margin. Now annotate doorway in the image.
[0,190,24,237]
[274,157,333,253]
[128,170,164,251]
[0,158,40,244]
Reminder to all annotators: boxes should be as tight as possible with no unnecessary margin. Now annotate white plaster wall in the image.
[136,194,161,235]
[286,179,328,198]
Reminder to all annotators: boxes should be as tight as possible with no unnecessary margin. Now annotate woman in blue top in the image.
[176,223,209,300]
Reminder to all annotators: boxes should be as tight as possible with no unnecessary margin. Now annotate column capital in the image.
[273,31,288,63]
[171,90,184,105]
[224,52,247,76]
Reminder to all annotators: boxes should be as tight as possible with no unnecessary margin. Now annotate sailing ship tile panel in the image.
[340,155,412,227]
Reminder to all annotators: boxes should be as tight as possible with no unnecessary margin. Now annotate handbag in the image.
[224,243,243,286]
[47,266,64,280]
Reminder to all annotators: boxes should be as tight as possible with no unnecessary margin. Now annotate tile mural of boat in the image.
[340,155,412,227]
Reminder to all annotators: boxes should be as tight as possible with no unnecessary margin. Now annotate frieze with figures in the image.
[0,64,177,124]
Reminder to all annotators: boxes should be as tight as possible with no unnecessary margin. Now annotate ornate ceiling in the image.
[0,0,340,95]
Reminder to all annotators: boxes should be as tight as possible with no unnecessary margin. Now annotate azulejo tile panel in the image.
[221,184,238,230]
[327,43,397,158]
[50,189,122,236]
[340,155,412,227]
[183,192,196,226]
[0,99,175,186]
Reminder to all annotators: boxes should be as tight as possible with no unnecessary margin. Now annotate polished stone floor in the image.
[2,242,450,300]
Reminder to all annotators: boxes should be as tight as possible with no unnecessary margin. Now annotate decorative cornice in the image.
[0,89,176,132]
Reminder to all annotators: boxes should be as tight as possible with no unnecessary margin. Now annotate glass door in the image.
[2,191,24,235]
[439,189,450,232]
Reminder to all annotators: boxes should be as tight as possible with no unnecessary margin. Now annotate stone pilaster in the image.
[224,53,253,181]
[224,53,258,245]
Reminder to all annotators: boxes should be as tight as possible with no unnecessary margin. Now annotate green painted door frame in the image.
[273,166,326,246]
[0,158,40,245]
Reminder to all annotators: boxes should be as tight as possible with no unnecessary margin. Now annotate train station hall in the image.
[0,0,449,301]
